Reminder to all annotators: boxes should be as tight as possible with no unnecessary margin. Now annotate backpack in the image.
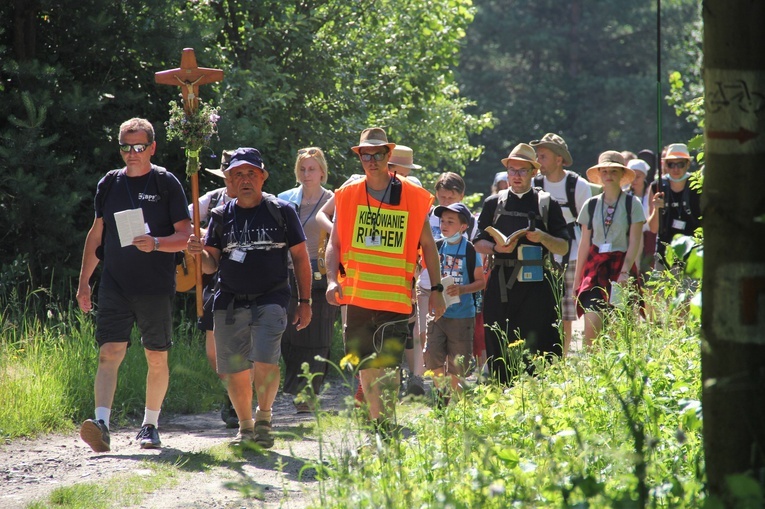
[95,165,182,262]
[586,193,634,240]
[533,171,580,219]
[492,188,552,230]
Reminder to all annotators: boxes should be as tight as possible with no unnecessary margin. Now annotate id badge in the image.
[144,222,151,234]
[599,243,612,253]
[672,219,686,230]
[365,235,381,247]
[230,249,246,263]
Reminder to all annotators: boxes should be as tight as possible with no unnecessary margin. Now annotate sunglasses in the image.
[359,151,388,162]
[298,148,321,156]
[119,143,151,153]
[666,161,688,169]
[507,168,531,176]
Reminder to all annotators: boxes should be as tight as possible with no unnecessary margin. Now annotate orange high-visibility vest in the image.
[334,176,433,314]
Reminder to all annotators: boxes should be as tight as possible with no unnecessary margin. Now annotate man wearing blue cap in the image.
[188,147,312,448]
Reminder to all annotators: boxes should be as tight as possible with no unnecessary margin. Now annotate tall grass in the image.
[310,288,706,508]
[0,291,220,438]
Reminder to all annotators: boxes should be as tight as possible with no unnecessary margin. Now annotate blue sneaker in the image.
[136,424,162,449]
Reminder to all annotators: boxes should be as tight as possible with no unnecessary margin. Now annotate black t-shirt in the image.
[475,189,570,260]
[95,166,190,295]
[206,195,306,310]
[650,177,702,256]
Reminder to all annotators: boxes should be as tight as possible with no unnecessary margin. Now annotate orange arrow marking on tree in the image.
[707,127,758,143]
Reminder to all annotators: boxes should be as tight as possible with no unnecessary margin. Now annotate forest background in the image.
[0,0,701,302]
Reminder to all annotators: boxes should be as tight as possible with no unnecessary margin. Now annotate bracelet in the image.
[298,298,312,305]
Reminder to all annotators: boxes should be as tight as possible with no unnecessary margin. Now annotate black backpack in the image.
[533,171,580,219]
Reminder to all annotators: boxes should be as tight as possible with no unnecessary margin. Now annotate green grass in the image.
[25,460,179,509]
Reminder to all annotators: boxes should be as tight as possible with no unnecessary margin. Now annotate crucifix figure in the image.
[155,48,224,115]
[155,48,224,316]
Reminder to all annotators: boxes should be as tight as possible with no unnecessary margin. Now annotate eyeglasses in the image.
[506,168,531,176]
[119,143,151,153]
[298,148,321,156]
[666,161,688,169]
[359,151,388,162]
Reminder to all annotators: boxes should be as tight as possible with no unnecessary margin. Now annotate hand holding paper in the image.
[114,209,146,247]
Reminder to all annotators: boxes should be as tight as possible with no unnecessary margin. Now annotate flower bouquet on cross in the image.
[165,98,220,177]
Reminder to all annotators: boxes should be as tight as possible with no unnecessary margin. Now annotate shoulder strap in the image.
[587,196,598,232]
[96,169,121,213]
[262,194,286,228]
[537,189,551,230]
[565,171,579,216]
[466,240,476,284]
[625,192,633,240]
[493,189,509,225]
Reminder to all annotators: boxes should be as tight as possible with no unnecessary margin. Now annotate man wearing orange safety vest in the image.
[325,127,446,438]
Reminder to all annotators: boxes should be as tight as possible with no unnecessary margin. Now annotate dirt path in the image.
[0,382,352,509]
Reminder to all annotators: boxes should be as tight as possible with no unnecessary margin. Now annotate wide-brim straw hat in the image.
[664,143,692,160]
[529,133,573,167]
[204,150,234,178]
[500,143,541,170]
[351,127,396,154]
[388,145,422,169]
[586,150,635,186]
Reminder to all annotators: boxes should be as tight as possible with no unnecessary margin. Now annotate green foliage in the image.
[457,0,703,195]
[313,292,706,508]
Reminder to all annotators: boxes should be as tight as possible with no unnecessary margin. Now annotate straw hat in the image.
[388,145,422,170]
[664,143,692,160]
[586,150,635,186]
[500,143,541,170]
[204,150,234,178]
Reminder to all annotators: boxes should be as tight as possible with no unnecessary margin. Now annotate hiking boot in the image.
[294,400,314,414]
[221,396,239,429]
[136,424,162,449]
[231,427,256,446]
[405,374,426,397]
[253,420,275,449]
[80,419,110,453]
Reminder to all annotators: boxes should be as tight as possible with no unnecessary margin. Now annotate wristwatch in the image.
[153,237,160,251]
[430,284,444,292]
[298,298,312,305]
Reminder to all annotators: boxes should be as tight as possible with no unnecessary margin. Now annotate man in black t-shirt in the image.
[188,147,312,449]
[77,118,192,453]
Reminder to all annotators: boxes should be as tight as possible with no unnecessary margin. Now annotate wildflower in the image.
[165,97,220,176]
[339,353,360,370]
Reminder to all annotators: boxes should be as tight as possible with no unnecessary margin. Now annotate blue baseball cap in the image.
[434,202,472,224]
[226,147,268,178]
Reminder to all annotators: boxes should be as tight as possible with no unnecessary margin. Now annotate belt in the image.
[223,280,289,324]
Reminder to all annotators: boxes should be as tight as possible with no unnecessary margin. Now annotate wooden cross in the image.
[155,48,224,316]
[155,48,224,115]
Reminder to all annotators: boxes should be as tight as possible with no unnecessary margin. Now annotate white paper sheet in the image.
[114,208,145,247]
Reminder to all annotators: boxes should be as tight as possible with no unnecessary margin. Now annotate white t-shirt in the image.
[540,174,592,262]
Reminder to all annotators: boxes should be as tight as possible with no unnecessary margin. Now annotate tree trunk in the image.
[702,0,765,502]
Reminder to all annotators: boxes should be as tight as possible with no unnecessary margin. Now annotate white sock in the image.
[95,407,111,429]
[255,406,272,423]
[239,419,255,432]
[142,408,160,428]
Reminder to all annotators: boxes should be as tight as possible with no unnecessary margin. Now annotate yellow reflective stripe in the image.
[348,251,414,273]
[345,268,409,289]
[346,287,412,307]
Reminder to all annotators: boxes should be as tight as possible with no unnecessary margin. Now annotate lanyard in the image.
[365,177,393,236]
[299,190,326,228]
[601,191,622,242]
[123,168,154,210]
[232,199,262,244]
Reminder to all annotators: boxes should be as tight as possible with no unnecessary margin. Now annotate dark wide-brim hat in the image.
[204,150,234,178]
[586,150,635,186]
[351,127,396,154]
[530,132,573,167]
[226,147,269,179]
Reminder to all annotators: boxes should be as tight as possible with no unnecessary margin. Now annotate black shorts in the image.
[344,306,409,369]
[96,287,174,351]
[577,288,609,315]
